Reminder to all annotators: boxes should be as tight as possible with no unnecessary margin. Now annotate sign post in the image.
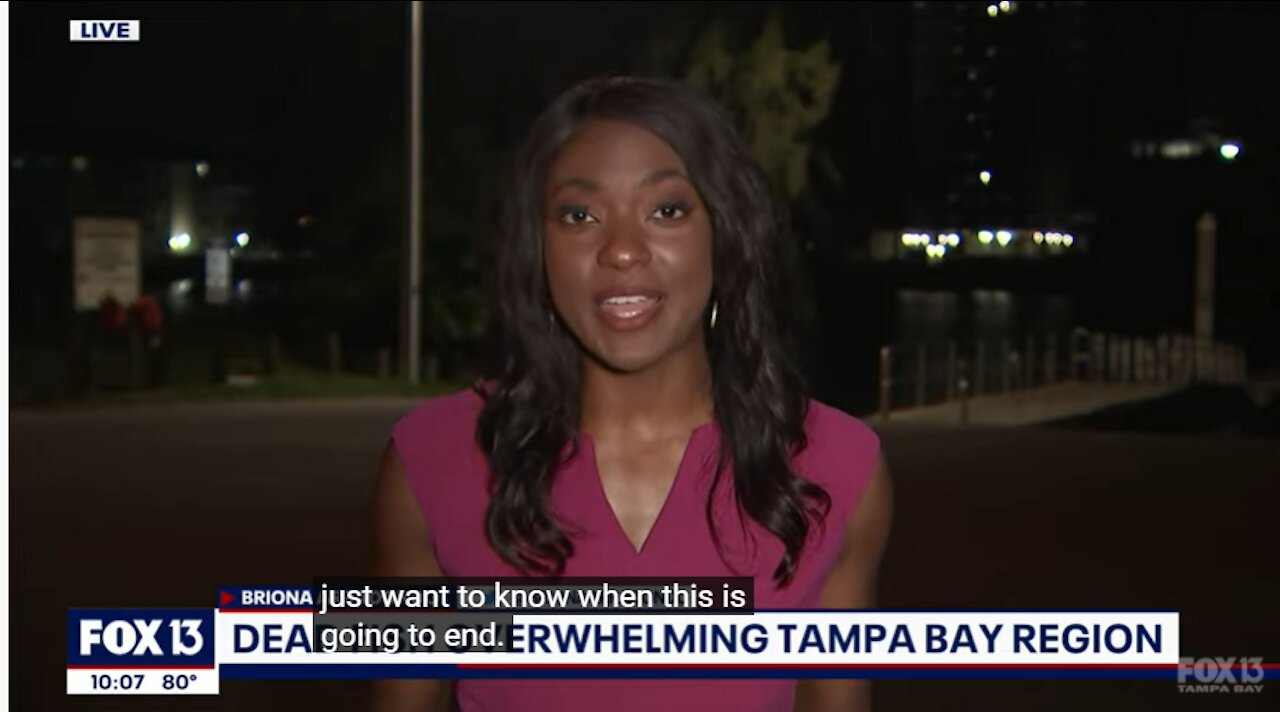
[73,217,141,311]
[205,248,231,305]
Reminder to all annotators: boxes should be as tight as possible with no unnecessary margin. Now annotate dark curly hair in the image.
[475,75,829,585]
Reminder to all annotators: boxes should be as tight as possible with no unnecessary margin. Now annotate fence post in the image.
[1157,338,1167,384]
[878,346,892,422]
[1045,334,1058,385]
[377,347,391,379]
[1121,336,1132,382]
[1093,332,1104,381]
[266,333,283,376]
[916,343,928,408]
[1001,338,1012,392]
[975,341,986,395]
[128,328,144,391]
[1111,333,1122,381]
[1151,339,1160,382]
[1024,335,1036,388]
[327,331,342,376]
[1152,339,1161,382]
[1071,330,1088,382]
[1068,332,1079,382]
[1113,336,1123,382]
[1202,337,1210,382]
[1173,334,1183,383]
[1186,334,1196,383]
[1187,335,1198,381]
[1127,337,1136,382]
[1135,339,1146,383]
[1156,334,1168,382]
[1182,335,1191,382]
[946,341,958,401]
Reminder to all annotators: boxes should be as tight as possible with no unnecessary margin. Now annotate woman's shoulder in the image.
[802,398,881,457]
[797,398,883,514]
[391,385,485,457]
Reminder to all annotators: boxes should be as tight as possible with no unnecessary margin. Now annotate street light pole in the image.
[402,0,424,383]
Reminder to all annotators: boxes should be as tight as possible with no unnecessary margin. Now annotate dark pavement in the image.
[10,398,1278,711]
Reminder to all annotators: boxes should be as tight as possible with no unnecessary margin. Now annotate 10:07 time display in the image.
[90,674,143,691]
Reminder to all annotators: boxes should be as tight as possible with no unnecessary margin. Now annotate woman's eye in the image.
[559,207,595,225]
[653,203,688,221]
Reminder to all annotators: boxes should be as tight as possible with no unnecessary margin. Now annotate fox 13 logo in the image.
[1177,657,1264,694]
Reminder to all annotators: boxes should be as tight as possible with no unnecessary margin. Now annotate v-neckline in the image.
[578,422,713,556]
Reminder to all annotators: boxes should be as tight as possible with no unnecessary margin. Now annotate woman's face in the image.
[542,119,714,374]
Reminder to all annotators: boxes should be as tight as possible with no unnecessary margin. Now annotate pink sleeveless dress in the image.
[391,388,881,712]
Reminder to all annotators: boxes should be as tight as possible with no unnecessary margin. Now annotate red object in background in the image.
[96,295,127,332]
[130,294,164,334]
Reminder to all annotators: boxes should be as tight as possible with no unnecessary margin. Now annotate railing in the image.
[877,331,1248,423]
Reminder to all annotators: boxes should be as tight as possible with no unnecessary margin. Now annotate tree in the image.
[683,13,842,201]
[672,13,843,383]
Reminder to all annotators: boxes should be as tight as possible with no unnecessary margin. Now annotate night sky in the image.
[14,2,405,159]
[16,3,1279,163]
[12,2,1280,368]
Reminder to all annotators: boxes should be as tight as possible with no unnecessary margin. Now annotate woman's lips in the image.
[596,294,664,330]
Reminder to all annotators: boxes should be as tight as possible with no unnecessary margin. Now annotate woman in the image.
[373,76,893,712]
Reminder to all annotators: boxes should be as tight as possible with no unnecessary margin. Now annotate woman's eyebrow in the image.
[548,177,599,196]
[548,168,688,197]
[639,168,689,187]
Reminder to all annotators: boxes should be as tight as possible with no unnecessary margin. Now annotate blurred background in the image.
[9,1,1279,710]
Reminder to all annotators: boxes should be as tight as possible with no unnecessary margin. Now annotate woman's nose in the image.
[597,219,651,270]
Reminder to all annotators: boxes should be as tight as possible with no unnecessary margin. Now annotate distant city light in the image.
[900,232,932,248]
[978,229,995,244]
[1033,231,1045,244]
[297,215,314,228]
[926,244,947,259]
[195,161,210,178]
[168,233,192,252]
[939,232,961,247]
[71,155,90,173]
[996,229,1014,246]
[1040,231,1076,248]
[987,4,999,17]
[1160,140,1200,160]
[979,169,992,186]
[999,0,1013,12]
[1219,142,1241,160]
[235,232,250,248]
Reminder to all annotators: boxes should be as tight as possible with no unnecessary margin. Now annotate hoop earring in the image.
[709,301,718,330]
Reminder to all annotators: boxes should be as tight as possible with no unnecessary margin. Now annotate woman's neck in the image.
[579,342,713,443]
